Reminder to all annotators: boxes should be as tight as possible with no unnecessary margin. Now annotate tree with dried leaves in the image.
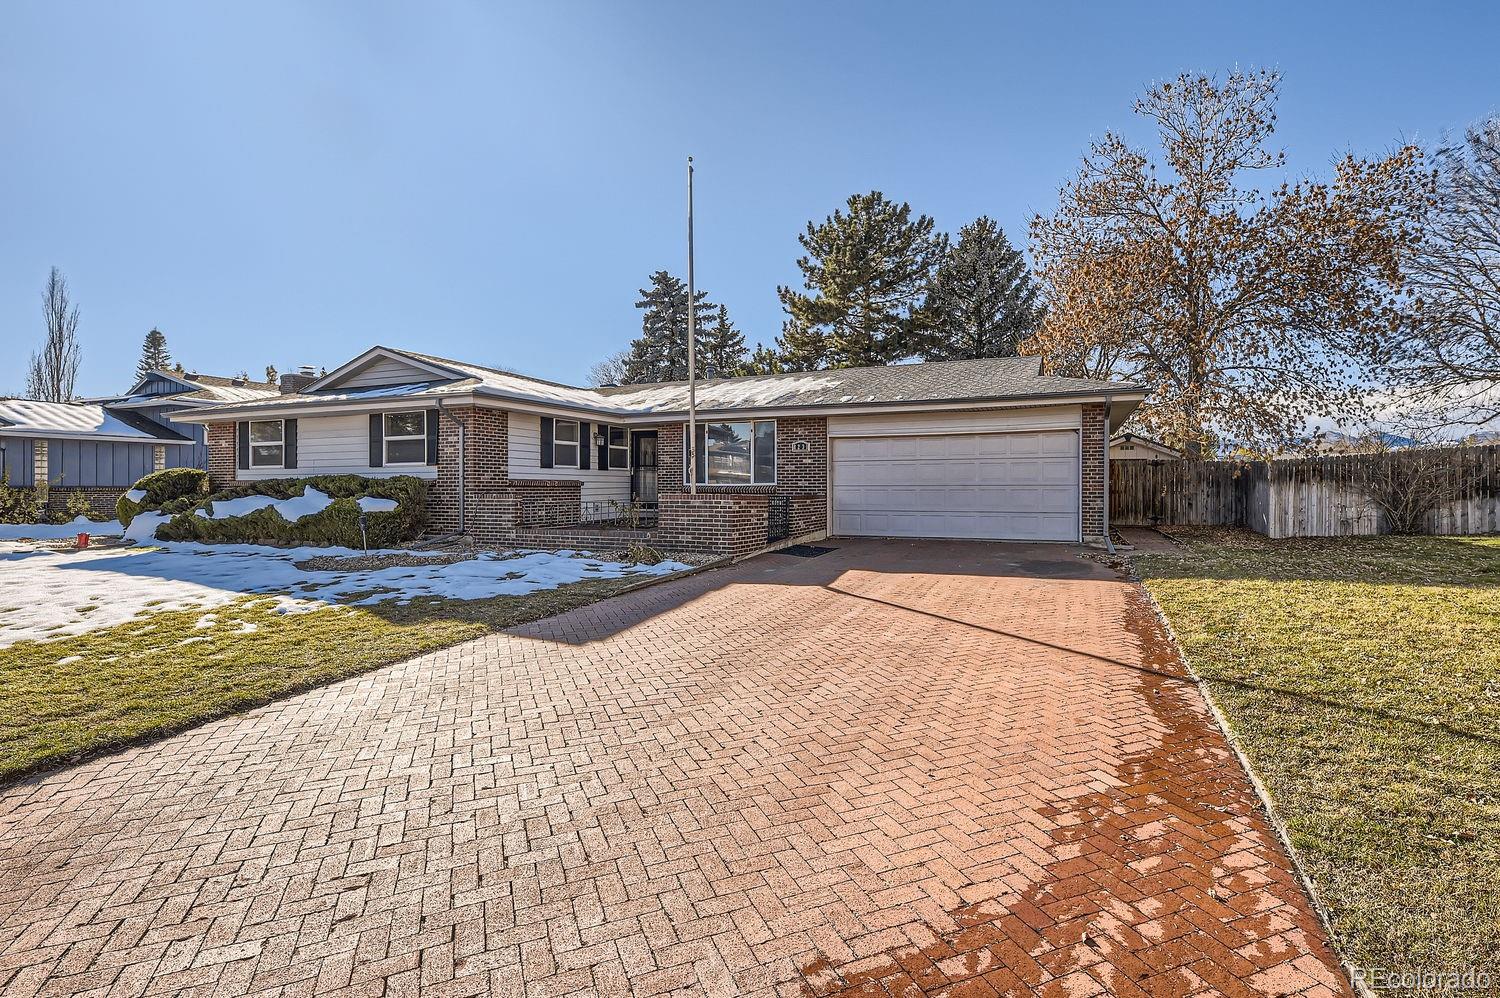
[1381,118,1500,430]
[1025,70,1429,457]
[778,192,946,370]
[26,267,83,403]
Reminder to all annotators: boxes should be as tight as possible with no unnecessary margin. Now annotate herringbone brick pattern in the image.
[0,539,1348,998]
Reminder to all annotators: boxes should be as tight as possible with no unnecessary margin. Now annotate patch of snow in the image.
[124,488,147,503]
[178,636,210,646]
[194,613,218,630]
[233,620,258,634]
[124,511,171,543]
[0,539,689,647]
[199,487,334,522]
[357,496,399,512]
[0,517,124,540]
[55,655,82,665]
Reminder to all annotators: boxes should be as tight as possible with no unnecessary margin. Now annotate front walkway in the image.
[0,539,1347,997]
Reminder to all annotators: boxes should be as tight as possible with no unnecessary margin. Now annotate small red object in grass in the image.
[76,533,90,549]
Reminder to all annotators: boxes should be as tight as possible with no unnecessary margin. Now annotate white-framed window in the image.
[383,411,427,465]
[249,419,285,468]
[608,425,629,469]
[553,419,580,468]
[689,420,776,485]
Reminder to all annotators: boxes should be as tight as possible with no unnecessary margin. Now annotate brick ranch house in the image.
[173,346,1146,558]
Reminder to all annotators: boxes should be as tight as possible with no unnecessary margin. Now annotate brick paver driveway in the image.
[0,539,1348,998]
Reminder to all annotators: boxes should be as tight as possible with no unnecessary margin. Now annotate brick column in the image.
[152,445,166,472]
[206,421,237,490]
[431,406,507,535]
[1081,403,1107,541]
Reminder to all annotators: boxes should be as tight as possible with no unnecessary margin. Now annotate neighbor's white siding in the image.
[338,357,438,389]
[508,412,630,505]
[237,413,436,480]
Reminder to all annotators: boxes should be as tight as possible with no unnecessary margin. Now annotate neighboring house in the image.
[1109,432,1182,461]
[92,369,282,469]
[0,398,195,514]
[173,346,1145,557]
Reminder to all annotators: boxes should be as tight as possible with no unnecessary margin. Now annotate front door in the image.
[631,431,658,505]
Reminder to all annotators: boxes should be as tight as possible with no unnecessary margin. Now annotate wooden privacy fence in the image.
[1111,445,1500,538]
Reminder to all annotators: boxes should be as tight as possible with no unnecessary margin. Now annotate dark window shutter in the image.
[540,416,554,468]
[598,425,610,470]
[283,419,298,469]
[369,413,384,468]
[579,421,591,470]
[236,421,249,470]
[425,409,439,465]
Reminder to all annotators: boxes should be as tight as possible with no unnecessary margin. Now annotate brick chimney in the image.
[279,366,319,394]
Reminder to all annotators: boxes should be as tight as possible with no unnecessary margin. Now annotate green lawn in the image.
[1136,530,1500,987]
[0,577,647,785]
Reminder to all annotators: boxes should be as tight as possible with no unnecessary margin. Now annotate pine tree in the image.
[623,271,713,383]
[135,327,172,380]
[745,343,785,376]
[265,365,279,384]
[923,217,1041,360]
[700,305,747,379]
[774,317,828,372]
[777,192,946,369]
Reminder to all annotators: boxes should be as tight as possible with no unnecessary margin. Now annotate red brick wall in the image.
[44,487,128,518]
[431,406,507,534]
[655,415,828,540]
[1081,403,1107,541]
[207,421,237,490]
[656,492,770,558]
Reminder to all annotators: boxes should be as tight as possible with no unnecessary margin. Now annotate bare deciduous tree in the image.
[26,267,82,402]
[1025,70,1430,457]
[1341,438,1483,534]
[1383,119,1500,429]
[586,349,630,387]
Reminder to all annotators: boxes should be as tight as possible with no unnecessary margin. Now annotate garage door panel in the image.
[831,429,1079,541]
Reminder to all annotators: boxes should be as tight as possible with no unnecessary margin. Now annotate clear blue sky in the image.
[3,1,1497,397]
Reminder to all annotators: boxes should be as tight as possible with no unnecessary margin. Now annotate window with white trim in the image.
[607,425,629,469]
[553,419,580,468]
[249,420,285,467]
[689,420,776,485]
[383,412,427,465]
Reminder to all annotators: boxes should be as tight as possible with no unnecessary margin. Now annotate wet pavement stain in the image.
[796,584,1349,998]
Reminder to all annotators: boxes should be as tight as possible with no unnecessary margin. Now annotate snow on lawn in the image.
[0,539,689,647]
[0,516,124,540]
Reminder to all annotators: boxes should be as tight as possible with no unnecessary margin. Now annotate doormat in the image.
[777,544,836,558]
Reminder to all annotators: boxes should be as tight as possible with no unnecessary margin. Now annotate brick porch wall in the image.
[207,421,237,490]
[1082,403,1107,541]
[656,493,770,558]
[655,415,828,541]
[43,486,128,518]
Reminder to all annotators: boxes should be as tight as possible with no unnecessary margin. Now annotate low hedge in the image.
[117,468,209,527]
[152,475,428,547]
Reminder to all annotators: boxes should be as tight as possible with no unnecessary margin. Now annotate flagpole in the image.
[686,155,698,495]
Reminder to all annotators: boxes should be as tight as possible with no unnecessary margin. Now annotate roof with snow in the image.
[99,370,281,409]
[173,345,1145,422]
[0,399,192,443]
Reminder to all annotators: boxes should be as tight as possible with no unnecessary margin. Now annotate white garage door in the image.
[831,430,1080,541]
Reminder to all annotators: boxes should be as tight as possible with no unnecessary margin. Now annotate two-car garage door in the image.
[830,421,1080,542]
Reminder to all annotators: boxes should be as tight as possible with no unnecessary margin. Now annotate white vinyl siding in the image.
[337,357,441,389]
[236,414,436,480]
[829,409,1082,542]
[508,412,630,505]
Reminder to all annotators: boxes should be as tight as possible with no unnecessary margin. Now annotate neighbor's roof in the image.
[102,370,281,409]
[173,346,1146,421]
[0,399,193,444]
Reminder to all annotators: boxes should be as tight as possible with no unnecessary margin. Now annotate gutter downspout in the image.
[1102,397,1115,554]
[436,399,466,535]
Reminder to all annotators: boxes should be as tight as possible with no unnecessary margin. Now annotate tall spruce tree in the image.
[745,342,785,375]
[623,271,713,383]
[700,305,748,378]
[923,217,1040,360]
[135,328,172,380]
[776,192,946,369]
